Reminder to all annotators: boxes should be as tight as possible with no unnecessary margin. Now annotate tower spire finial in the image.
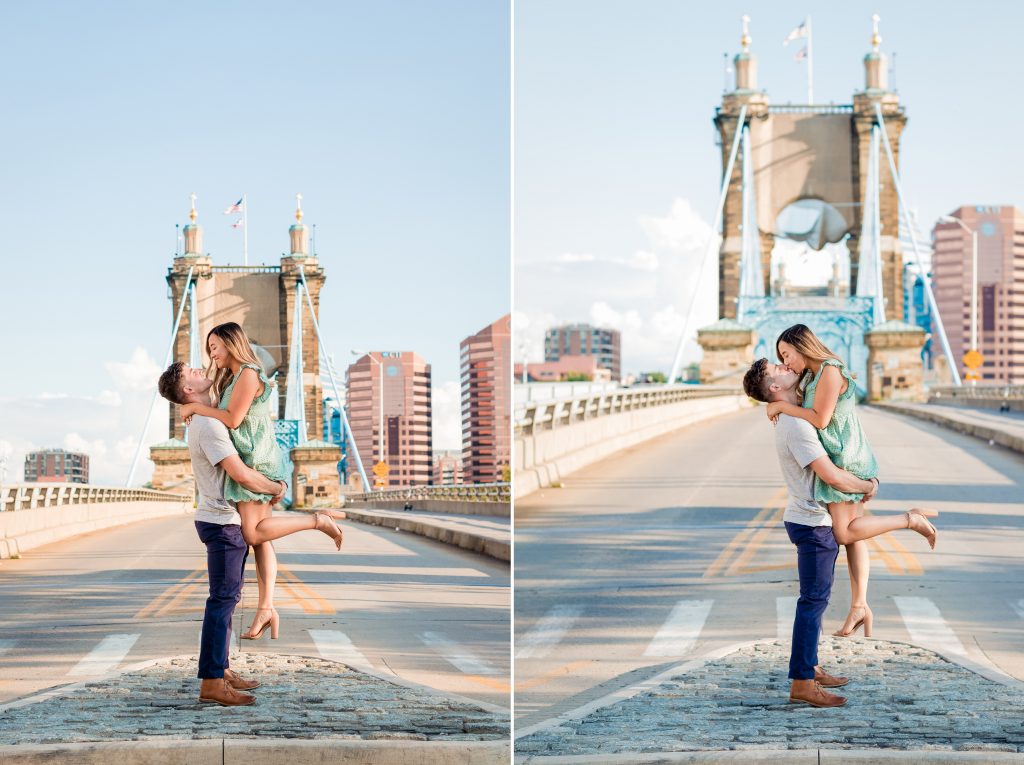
[295,193,303,222]
[741,14,751,53]
[189,192,197,223]
[871,13,881,52]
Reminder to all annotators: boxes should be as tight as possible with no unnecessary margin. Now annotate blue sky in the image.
[514,0,1024,375]
[0,1,509,484]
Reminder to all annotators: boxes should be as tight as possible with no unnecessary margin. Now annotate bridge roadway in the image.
[0,511,510,710]
[514,405,1024,727]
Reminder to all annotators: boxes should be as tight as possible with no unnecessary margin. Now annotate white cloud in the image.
[556,252,596,263]
[104,347,163,392]
[431,379,462,452]
[0,347,168,487]
[516,196,719,376]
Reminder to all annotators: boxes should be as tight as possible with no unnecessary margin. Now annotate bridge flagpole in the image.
[875,103,962,386]
[125,265,195,487]
[668,104,748,385]
[296,266,371,492]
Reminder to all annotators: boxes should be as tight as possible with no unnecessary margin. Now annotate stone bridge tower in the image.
[164,197,325,442]
[715,20,906,320]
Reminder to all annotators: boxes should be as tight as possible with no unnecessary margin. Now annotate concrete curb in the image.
[341,508,510,562]
[515,750,1024,764]
[874,402,1024,455]
[0,739,511,764]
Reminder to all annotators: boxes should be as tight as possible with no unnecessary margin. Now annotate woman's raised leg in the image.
[238,500,343,549]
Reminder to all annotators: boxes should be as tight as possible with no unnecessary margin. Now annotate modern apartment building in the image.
[346,352,433,488]
[461,315,511,484]
[932,206,1024,383]
[24,448,89,484]
[544,323,621,381]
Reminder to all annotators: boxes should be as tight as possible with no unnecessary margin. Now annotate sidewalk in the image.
[0,653,509,764]
[874,402,1024,455]
[341,506,511,562]
[514,637,1024,762]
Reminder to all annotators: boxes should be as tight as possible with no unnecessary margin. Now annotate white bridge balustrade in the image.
[0,483,192,559]
[929,385,1024,414]
[514,384,751,499]
[344,483,510,517]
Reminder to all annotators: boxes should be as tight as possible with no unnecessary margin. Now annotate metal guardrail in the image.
[0,484,190,512]
[930,385,1024,401]
[345,483,510,504]
[210,265,281,273]
[515,384,744,436]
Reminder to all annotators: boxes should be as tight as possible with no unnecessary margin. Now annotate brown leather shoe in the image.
[224,668,260,691]
[789,679,846,707]
[199,678,255,706]
[814,666,850,688]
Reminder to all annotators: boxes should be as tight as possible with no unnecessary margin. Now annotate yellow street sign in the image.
[372,461,390,478]
[963,349,984,369]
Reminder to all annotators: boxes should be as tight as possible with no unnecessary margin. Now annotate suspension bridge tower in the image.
[696,17,929,399]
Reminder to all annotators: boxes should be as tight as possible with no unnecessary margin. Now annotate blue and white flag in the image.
[783,21,807,45]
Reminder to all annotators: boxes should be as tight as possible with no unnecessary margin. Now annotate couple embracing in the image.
[157,321,345,706]
[742,324,938,708]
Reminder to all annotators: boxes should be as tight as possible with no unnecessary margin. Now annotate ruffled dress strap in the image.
[237,363,273,403]
[820,358,856,401]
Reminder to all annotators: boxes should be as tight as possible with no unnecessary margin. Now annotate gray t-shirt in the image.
[188,415,242,526]
[774,414,831,528]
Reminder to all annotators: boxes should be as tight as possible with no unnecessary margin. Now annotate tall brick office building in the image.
[460,315,511,484]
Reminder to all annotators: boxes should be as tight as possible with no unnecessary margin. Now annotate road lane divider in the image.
[643,600,713,657]
[776,596,798,642]
[703,488,787,579]
[277,566,334,615]
[133,568,207,620]
[893,596,966,655]
[309,630,373,671]
[514,660,594,692]
[67,634,140,676]
[515,605,583,659]
[419,631,499,675]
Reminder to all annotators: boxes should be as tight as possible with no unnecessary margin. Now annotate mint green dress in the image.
[221,363,288,503]
[803,359,878,504]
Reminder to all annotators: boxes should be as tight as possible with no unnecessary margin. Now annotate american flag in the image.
[223,197,244,215]
[794,46,808,62]
[231,218,244,229]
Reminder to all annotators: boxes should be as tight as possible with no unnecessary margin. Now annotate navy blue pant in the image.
[194,521,248,679]
[785,521,840,680]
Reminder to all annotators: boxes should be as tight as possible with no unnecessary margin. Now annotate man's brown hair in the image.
[157,361,188,406]
[742,358,773,404]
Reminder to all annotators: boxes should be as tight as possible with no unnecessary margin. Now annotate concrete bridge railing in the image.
[0,483,192,559]
[929,384,1024,414]
[344,483,510,517]
[515,384,752,499]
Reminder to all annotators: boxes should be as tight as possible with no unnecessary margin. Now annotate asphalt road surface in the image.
[0,512,510,709]
[514,405,1024,727]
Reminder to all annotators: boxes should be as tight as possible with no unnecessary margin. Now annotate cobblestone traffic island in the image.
[0,653,509,745]
[516,638,1024,758]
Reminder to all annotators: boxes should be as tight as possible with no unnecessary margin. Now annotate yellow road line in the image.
[278,566,335,615]
[740,562,797,573]
[514,660,594,691]
[876,534,923,576]
[866,537,904,574]
[704,487,788,578]
[134,568,206,620]
[465,675,512,692]
[725,506,787,577]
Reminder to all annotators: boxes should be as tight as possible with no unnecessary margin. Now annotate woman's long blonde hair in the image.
[776,324,846,391]
[207,322,265,401]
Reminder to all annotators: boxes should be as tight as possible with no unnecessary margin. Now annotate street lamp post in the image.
[939,215,979,384]
[352,350,385,485]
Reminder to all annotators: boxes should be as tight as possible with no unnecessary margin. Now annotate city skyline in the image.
[0,1,510,485]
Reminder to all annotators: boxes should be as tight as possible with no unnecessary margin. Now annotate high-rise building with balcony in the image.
[346,352,433,488]
[461,315,511,484]
[24,448,89,484]
[932,206,1024,383]
[544,323,621,381]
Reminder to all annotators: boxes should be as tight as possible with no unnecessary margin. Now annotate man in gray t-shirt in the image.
[743,358,877,709]
[158,362,286,707]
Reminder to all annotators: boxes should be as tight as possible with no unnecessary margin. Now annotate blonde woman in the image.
[765,324,937,637]
[180,321,343,640]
